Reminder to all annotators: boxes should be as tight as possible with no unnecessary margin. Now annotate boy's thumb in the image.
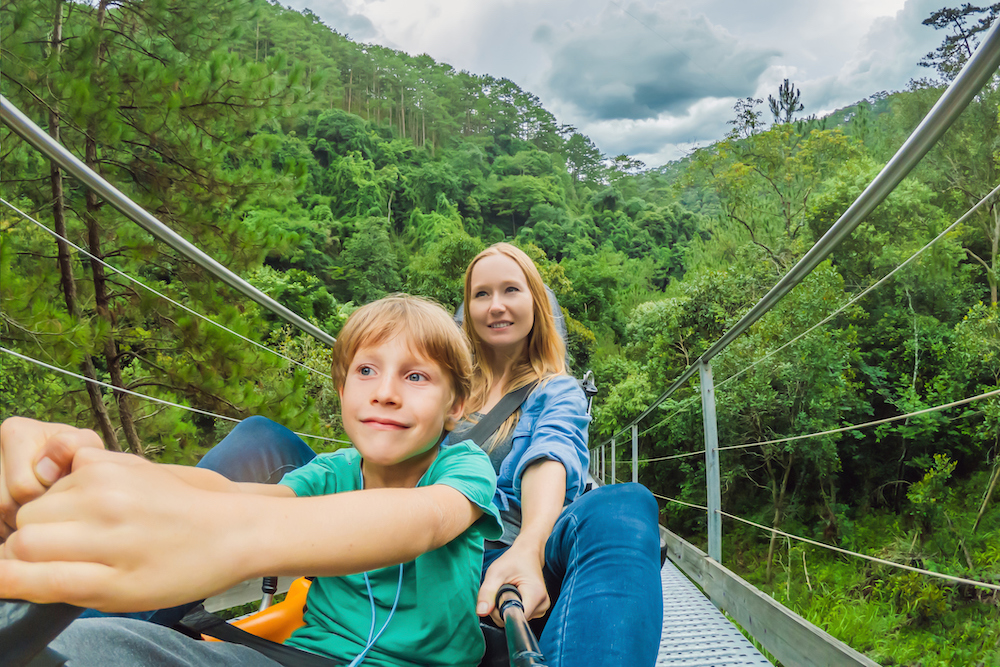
[33,456,62,487]
[35,429,101,486]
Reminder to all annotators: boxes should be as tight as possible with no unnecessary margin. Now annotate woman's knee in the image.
[197,416,315,482]
[573,484,660,547]
[225,416,287,441]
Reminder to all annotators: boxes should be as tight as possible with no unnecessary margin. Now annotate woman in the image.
[449,243,663,666]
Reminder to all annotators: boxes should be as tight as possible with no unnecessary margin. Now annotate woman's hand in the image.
[0,448,248,612]
[478,459,567,625]
[0,417,105,542]
[478,540,549,626]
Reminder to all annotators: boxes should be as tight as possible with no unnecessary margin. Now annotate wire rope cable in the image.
[638,394,701,438]
[718,509,1000,593]
[1,198,332,379]
[633,389,998,462]
[640,449,707,464]
[0,346,350,444]
[719,388,1000,452]
[651,492,1000,592]
[612,387,999,462]
[650,492,708,512]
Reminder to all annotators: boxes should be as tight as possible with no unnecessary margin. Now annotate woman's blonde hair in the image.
[462,243,566,448]
[332,294,472,410]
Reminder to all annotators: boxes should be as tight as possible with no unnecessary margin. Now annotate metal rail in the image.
[597,17,1000,448]
[0,96,338,348]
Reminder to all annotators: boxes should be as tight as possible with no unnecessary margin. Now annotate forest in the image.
[1,1,998,664]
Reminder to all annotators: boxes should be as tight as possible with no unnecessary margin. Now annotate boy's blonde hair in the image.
[332,294,472,408]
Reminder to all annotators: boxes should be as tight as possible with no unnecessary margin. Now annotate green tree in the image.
[341,222,403,302]
[919,3,1000,80]
[768,79,805,124]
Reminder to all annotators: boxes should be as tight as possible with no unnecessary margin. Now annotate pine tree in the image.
[768,79,804,124]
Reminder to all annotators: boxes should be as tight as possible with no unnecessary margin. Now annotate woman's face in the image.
[469,254,535,355]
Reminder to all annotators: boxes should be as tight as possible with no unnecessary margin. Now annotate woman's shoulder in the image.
[538,373,584,392]
[525,374,586,409]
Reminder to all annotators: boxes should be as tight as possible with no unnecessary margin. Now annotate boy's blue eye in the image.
[359,366,373,376]
[407,372,426,382]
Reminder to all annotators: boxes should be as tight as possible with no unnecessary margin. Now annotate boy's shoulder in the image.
[428,440,503,540]
[307,448,362,470]
[426,439,492,480]
[279,448,362,496]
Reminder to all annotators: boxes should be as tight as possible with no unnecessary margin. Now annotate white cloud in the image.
[279,0,954,166]
[538,3,778,120]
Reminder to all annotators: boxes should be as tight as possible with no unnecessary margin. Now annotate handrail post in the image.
[600,445,606,484]
[631,424,639,484]
[610,437,616,484]
[699,360,722,562]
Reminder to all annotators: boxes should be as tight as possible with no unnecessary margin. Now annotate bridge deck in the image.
[657,559,771,666]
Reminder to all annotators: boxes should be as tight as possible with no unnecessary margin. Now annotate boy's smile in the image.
[340,335,463,488]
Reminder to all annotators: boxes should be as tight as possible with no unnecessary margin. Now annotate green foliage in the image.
[907,454,957,533]
[405,231,484,309]
[340,222,403,302]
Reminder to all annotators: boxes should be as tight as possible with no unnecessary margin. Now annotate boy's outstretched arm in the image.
[0,445,481,612]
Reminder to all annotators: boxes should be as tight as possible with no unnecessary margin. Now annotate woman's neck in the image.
[487,344,524,386]
[482,343,528,412]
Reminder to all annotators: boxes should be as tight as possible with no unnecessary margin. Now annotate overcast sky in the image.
[281,0,949,167]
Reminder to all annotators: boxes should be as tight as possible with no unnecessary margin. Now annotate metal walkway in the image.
[657,560,771,666]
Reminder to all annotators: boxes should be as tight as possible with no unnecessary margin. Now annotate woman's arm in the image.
[511,377,590,506]
[477,459,565,624]
[0,445,482,612]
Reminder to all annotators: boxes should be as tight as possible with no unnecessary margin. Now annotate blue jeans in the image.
[80,417,317,626]
[94,417,663,667]
[483,483,663,667]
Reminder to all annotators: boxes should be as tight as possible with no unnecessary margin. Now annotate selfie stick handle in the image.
[495,584,547,667]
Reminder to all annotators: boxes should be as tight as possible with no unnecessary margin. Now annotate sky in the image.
[279,0,950,167]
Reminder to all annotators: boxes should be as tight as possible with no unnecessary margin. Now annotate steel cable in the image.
[0,346,350,445]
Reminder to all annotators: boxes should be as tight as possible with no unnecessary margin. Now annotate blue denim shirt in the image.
[446,374,591,531]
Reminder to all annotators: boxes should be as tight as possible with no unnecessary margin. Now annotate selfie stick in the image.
[495,584,547,667]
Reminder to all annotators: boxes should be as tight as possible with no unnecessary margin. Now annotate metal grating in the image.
[656,560,772,666]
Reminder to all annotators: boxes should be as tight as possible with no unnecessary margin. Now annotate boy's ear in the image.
[444,396,465,431]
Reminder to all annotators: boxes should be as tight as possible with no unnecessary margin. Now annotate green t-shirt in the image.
[277,440,502,667]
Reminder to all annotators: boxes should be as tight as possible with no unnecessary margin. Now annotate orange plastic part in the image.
[203,577,311,644]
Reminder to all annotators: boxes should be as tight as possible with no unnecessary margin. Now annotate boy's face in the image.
[339,334,464,487]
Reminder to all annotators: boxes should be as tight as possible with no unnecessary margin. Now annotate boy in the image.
[0,295,502,666]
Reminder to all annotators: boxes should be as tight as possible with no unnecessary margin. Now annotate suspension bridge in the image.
[2,16,1000,667]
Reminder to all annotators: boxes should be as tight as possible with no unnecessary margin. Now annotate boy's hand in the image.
[477,541,550,627]
[0,417,105,542]
[0,448,245,612]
